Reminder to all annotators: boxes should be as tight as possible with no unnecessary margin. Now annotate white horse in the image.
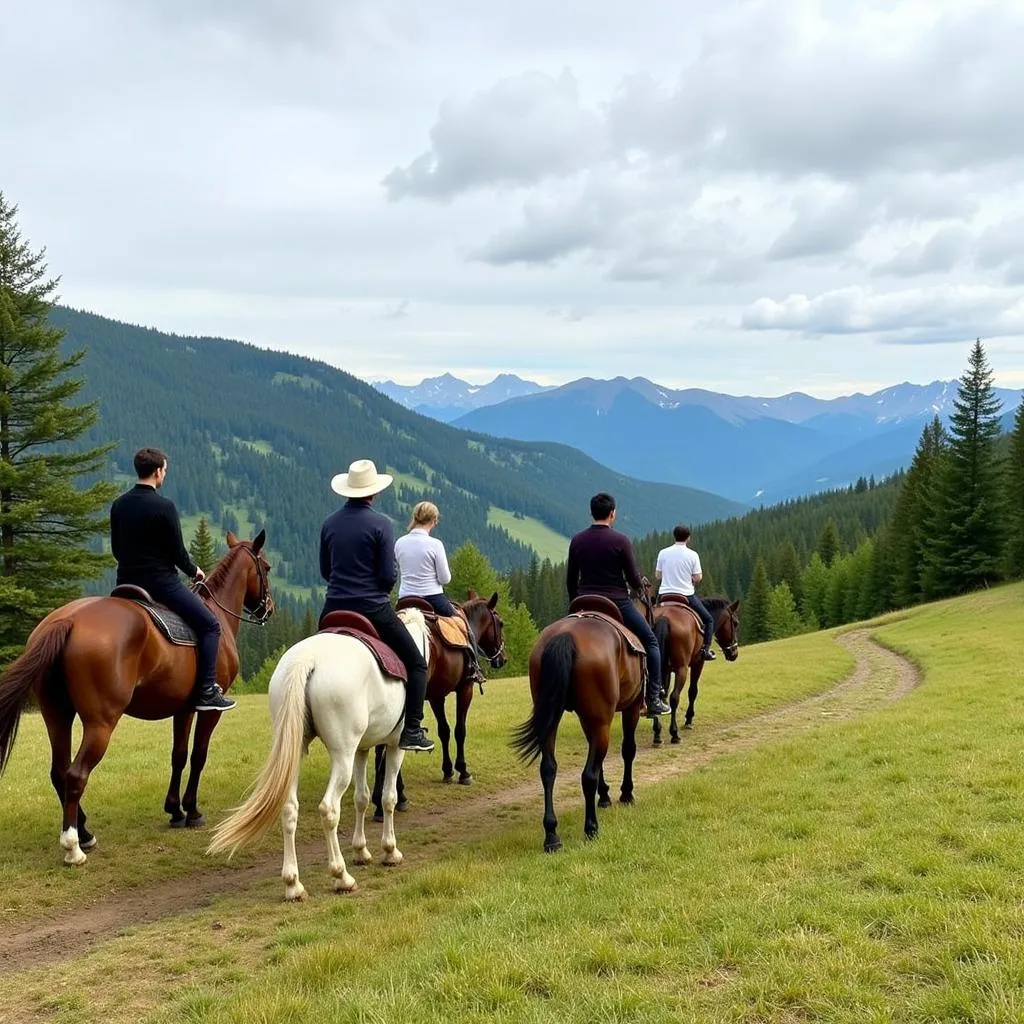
[207,608,430,900]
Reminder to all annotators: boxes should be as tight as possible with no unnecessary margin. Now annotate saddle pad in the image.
[117,599,198,646]
[568,611,646,658]
[318,627,408,683]
[435,613,471,651]
[658,599,705,636]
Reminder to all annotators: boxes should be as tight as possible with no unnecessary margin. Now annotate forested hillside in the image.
[59,307,742,597]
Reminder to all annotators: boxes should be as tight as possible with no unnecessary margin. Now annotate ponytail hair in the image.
[409,501,440,530]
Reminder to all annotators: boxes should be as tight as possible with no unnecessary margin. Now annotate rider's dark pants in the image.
[684,594,716,651]
[423,593,457,616]
[145,578,221,694]
[615,598,662,692]
[320,598,428,732]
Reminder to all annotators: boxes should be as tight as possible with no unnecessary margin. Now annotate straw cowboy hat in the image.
[330,459,394,498]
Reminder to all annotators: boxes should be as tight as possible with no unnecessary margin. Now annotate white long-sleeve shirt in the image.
[395,527,452,597]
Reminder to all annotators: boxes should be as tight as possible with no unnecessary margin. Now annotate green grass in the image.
[231,437,275,456]
[272,372,323,391]
[488,506,570,563]
[4,585,1024,1022]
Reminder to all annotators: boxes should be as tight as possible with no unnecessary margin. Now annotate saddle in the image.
[317,611,407,682]
[395,596,473,652]
[657,594,705,636]
[567,596,646,658]
[110,585,198,646]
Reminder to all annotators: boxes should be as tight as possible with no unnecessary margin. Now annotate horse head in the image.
[714,599,741,661]
[463,589,507,669]
[226,529,275,624]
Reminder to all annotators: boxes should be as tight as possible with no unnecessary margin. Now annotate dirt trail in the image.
[0,630,918,976]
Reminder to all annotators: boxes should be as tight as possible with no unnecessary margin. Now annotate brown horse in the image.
[0,531,273,865]
[371,590,507,818]
[650,596,740,746]
[512,596,645,852]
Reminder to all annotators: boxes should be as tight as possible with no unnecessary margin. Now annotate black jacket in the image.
[110,484,198,586]
[319,499,397,609]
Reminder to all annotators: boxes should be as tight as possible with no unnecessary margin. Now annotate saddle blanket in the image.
[110,587,197,646]
[434,613,471,651]
[318,627,408,683]
[568,611,647,658]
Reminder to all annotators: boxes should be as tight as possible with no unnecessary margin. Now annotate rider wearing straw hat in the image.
[318,459,434,753]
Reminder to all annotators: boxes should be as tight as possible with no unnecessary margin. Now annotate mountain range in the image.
[443,375,1022,503]
[54,309,742,598]
[373,373,550,421]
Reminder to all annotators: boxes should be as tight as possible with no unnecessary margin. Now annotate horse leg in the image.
[684,662,703,729]
[372,744,385,822]
[60,721,115,866]
[351,748,373,865]
[540,731,561,853]
[454,682,473,784]
[620,701,640,804]
[380,742,406,866]
[40,694,95,850]
[164,709,194,827]
[281,774,306,901]
[598,767,611,808]
[670,667,688,743]
[181,710,222,827]
[431,694,454,782]
[581,722,610,841]
[319,747,357,892]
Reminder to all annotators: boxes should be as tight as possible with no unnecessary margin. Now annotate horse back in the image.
[654,604,701,668]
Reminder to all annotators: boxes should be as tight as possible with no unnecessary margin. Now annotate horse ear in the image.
[226,531,239,547]
[253,529,266,553]
[488,591,499,609]
[467,588,478,600]
[729,599,741,612]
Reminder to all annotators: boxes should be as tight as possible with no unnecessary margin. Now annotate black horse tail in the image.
[511,633,576,764]
[0,619,72,775]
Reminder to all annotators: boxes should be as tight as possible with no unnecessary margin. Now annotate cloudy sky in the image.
[4,0,1024,396]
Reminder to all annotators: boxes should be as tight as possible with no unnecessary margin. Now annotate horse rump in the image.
[511,632,577,764]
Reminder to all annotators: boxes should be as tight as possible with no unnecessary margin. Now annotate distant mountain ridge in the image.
[373,372,550,421]
[449,375,1023,503]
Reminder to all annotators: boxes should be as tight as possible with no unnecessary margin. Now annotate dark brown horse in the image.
[372,590,507,818]
[0,531,273,865]
[512,596,645,852]
[651,597,740,745]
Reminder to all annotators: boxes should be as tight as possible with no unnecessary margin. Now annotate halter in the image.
[193,546,273,626]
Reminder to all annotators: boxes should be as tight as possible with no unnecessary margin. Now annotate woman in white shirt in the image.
[395,502,486,681]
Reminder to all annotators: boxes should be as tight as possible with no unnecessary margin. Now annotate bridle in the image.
[193,546,273,626]
[714,606,740,658]
[472,602,506,667]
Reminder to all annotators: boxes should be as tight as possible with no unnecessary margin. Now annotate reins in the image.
[192,546,272,626]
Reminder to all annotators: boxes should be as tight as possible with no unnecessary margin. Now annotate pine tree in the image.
[800,553,830,629]
[921,340,1006,598]
[448,541,500,602]
[817,518,841,567]
[494,601,539,677]
[1005,398,1024,578]
[188,515,217,573]
[743,558,771,643]
[0,193,117,664]
[775,540,803,604]
[766,582,804,640]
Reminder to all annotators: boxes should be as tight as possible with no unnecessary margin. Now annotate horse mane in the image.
[703,597,734,616]
[204,544,249,592]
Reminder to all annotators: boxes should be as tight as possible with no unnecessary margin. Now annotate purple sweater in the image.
[566,524,642,602]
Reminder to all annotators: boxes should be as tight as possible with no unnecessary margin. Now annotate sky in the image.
[3,0,1024,397]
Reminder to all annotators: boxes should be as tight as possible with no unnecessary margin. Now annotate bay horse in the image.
[512,595,646,852]
[207,608,431,900]
[370,590,507,819]
[651,596,740,745]
[0,531,273,866]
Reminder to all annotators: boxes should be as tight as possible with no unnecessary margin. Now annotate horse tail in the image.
[0,619,73,776]
[653,616,671,689]
[206,649,315,859]
[511,632,576,764]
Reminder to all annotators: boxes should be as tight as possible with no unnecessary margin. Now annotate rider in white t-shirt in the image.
[655,525,717,661]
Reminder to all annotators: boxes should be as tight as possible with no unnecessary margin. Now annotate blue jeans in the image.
[615,599,661,690]
[146,578,221,693]
[683,595,716,649]
[423,593,458,616]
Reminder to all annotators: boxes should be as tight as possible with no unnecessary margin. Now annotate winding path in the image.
[0,630,919,977]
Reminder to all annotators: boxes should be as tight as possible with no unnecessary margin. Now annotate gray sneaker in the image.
[645,695,670,718]
[196,686,236,713]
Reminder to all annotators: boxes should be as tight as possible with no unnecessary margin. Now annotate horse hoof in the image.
[186,815,207,829]
[284,885,307,902]
[80,834,98,851]
[683,722,693,731]
[653,736,662,746]
[543,837,563,854]
[598,797,612,809]
[458,774,473,786]
[169,816,188,829]
[373,812,384,824]
[382,849,404,867]
[620,793,635,805]
[353,848,373,865]
[670,735,681,745]
[584,829,599,842]
[333,879,358,894]
[396,799,409,813]
[442,774,454,784]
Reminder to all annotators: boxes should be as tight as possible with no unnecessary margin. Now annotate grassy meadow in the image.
[2,584,1023,1022]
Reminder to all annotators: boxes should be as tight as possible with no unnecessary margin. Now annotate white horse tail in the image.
[207,650,316,860]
